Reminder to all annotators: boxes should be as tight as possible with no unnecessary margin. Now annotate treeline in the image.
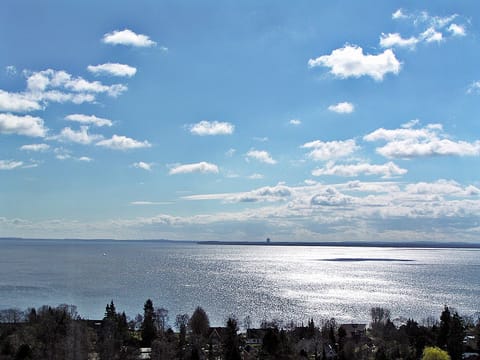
[0,300,479,360]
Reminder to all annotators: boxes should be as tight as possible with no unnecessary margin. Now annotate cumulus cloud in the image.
[289,119,301,126]
[364,123,480,158]
[0,113,47,137]
[169,162,219,175]
[96,135,152,150]
[310,187,353,206]
[448,24,466,36]
[380,33,419,49]
[308,45,401,81]
[102,29,156,47]
[133,161,153,171]
[0,160,23,170]
[20,143,50,152]
[0,90,41,112]
[328,102,354,114]
[467,81,480,94]
[246,150,277,164]
[87,63,137,77]
[312,161,407,178]
[420,27,443,43]
[406,180,479,197]
[65,114,113,127]
[25,69,127,98]
[392,9,407,20]
[302,139,359,161]
[188,120,234,136]
[54,126,103,145]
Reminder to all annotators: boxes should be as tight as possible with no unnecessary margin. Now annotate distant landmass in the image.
[1,237,479,248]
[197,240,480,249]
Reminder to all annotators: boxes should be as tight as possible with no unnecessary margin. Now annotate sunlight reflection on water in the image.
[0,240,479,326]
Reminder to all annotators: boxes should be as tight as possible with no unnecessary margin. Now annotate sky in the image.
[1,0,480,242]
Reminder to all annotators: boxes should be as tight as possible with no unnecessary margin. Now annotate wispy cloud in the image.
[188,120,234,136]
[448,24,466,37]
[302,139,359,161]
[312,161,407,178]
[289,119,301,126]
[96,135,152,150]
[308,45,401,81]
[380,33,419,49]
[65,114,113,127]
[131,201,172,205]
[133,161,153,171]
[0,160,23,170]
[328,102,354,114]
[102,29,156,47]
[246,150,277,164]
[169,162,219,175]
[87,63,137,77]
[0,113,48,137]
[20,143,50,152]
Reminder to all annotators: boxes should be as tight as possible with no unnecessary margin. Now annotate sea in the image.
[0,239,479,327]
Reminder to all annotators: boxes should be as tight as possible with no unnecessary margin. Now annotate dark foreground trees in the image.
[0,302,477,360]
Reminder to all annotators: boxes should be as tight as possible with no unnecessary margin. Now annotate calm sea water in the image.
[0,239,479,326]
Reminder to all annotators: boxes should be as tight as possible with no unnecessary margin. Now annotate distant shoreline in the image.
[1,237,479,249]
[197,240,480,249]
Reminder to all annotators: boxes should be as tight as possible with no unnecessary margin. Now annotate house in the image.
[339,323,367,341]
[245,328,265,345]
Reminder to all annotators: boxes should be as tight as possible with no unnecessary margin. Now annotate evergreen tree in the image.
[437,306,451,349]
[141,299,157,347]
[223,317,241,360]
[188,307,210,338]
[446,312,464,360]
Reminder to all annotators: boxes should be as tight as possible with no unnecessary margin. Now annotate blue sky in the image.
[1,0,479,241]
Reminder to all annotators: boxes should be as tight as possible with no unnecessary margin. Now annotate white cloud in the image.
[225,148,236,157]
[0,113,47,137]
[364,123,480,158]
[133,161,153,171]
[87,63,137,77]
[392,9,407,20]
[420,27,443,43]
[248,173,264,180]
[102,29,156,47]
[310,187,353,207]
[312,161,407,178]
[302,139,359,161]
[253,137,269,142]
[25,69,127,98]
[467,81,480,94]
[406,180,479,197]
[246,150,277,164]
[5,65,17,76]
[448,24,466,36]
[380,33,419,49]
[131,201,172,205]
[65,114,113,127]
[20,143,50,152]
[78,156,93,162]
[183,184,292,203]
[0,160,23,170]
[96,135,152,150]
[0,90,41,113]
[54,126,103,145]
[169,162,219,175]
[308,45,401,81]
[188,120,234,136]
[289,119,301,126]
[328,102,354,114]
